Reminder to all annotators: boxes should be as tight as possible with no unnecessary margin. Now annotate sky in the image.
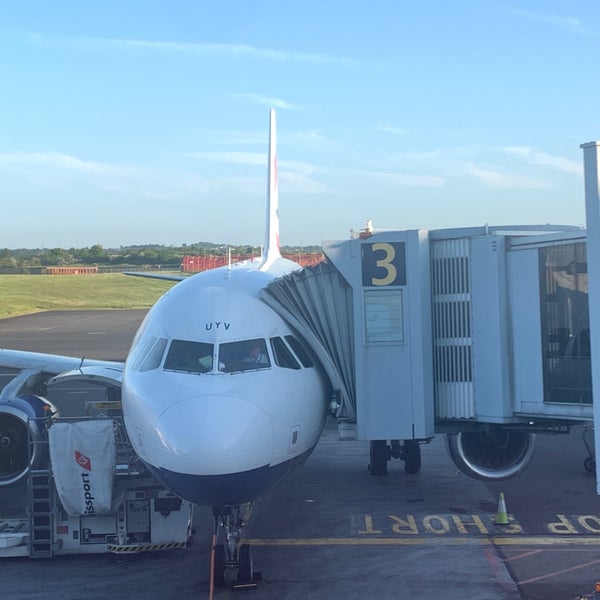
[0,1,599,249]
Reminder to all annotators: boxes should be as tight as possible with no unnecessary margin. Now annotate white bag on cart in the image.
[49,420,116,516]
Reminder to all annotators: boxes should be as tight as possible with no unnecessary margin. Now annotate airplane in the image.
[0,109,331,588]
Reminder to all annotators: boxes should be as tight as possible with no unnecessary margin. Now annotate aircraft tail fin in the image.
[258,109,281,271]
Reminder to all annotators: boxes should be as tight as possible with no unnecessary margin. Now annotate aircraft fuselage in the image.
[122,257,330,506]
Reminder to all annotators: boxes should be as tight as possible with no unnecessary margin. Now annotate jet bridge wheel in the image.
[369,440,389,476]
[403,440,421,474]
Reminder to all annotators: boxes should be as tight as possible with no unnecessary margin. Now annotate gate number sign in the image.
[361,242,406,287]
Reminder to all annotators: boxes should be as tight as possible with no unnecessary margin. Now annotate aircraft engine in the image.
[0,395,55,487]
[446,428,535,481]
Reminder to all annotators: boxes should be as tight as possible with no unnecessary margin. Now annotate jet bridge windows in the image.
[164,340,214,374]
[218,338,271,373]
[540,242,591,404]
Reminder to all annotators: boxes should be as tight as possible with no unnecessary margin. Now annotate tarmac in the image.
[1,310,600,599]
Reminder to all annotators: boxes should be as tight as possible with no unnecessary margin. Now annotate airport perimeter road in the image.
[1,311,600,599]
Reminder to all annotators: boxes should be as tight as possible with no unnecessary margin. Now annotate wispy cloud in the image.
[502,6,594,36]
[501,146,582,175]
[190,129,266,146]
[185,151,322,176]
[376,121,408,136]
[295,129,328,142]
[0,151,135,176]
[280,159,322,176]
[185,151,266,166]
[466,163,549,189]
[281,171,330,194]
[184,150,327,194]
[227,93,298,110]
[361,170,445,188]
[383,145,582,188]
[24,32,363,66]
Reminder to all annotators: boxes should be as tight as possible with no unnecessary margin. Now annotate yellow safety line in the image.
[243,536,600,547]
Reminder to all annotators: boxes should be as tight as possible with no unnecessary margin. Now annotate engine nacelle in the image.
[0,395,55,487]
[446,428,535,481]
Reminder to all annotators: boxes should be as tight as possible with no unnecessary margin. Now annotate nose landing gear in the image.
[209,505,261,597]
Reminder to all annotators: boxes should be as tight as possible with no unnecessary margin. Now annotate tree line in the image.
[0,243,323,268]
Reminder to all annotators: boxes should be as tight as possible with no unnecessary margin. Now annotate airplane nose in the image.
[155,395,273,475]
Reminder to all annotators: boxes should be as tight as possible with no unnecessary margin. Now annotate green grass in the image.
[0,274,177,318]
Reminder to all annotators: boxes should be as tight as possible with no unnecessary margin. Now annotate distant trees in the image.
[41,248,71,266]
[0,242,322,269]
[0,249,17,268]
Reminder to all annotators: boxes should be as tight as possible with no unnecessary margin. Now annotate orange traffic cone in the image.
[494,492,509,525]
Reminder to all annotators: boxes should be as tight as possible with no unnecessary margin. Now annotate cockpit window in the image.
[129,336,158,371]
[270,337,301,370]
[130,336,168,372]
[218,338,271,372]
[285,335,315,368]
[139,337,168,372]
[164,340,214,374]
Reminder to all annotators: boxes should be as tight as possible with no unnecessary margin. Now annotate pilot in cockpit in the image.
[244,344,269,366]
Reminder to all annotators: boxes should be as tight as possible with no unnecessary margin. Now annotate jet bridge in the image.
[262,142,600,483]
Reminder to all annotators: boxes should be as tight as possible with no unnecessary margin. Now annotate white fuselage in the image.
[122,257,329,507]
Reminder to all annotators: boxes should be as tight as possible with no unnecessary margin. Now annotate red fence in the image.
[45,266,99,275]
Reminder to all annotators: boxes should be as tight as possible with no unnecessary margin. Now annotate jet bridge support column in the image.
[581,141,600,494]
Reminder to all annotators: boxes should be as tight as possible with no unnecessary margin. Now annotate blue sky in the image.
[1,1,598,249]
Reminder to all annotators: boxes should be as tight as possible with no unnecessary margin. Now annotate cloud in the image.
[466,162,549,189]
[383,145,582,186]
[184,151,323,175]
[501,146,582,175]
[24,32,363,66]
[0,151,135,176]
[502,6,594,35]
[187,129,266,146]
[0,151,166,197]
[281,171,330,194]
[362,170,445,188]
[376,122,408,136]
[295,129,328,142]
[185,151,266,166]
[227,93,297,110]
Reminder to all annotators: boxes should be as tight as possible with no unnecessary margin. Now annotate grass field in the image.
[0,274,177,319]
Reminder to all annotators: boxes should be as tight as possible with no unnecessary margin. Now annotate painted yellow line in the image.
[244,536,600,547]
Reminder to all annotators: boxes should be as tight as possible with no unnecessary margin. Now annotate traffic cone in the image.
[494,491,509,525]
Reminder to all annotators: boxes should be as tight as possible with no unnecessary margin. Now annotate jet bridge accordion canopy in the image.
[261,261,356,420]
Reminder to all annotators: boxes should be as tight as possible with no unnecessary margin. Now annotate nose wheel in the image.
[209,506,261,596]
[212,542,226,588]
[237,543,253,584]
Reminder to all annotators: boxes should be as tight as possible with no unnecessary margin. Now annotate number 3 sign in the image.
[361,242,406,287]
